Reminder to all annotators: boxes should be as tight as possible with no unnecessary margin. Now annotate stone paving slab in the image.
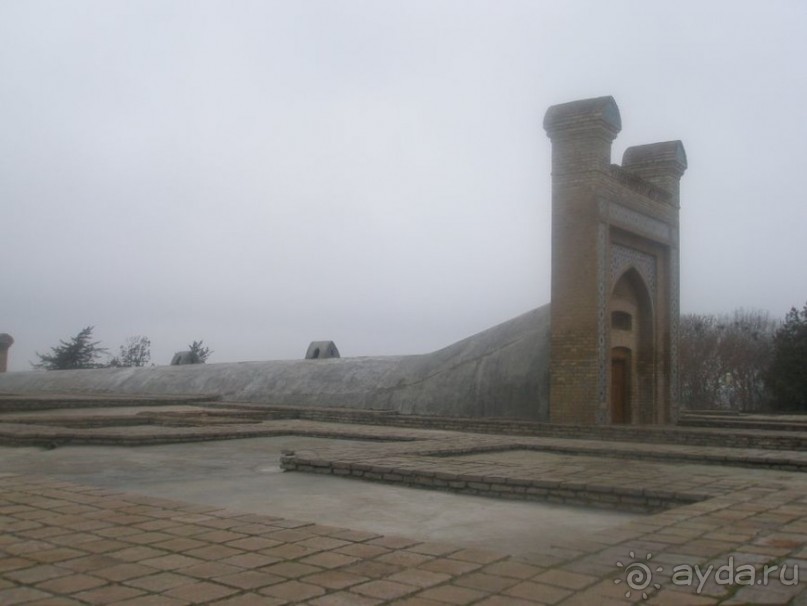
[2,401,807,603]
[1,471,806,604]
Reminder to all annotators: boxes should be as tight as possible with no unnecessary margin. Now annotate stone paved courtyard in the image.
[1,396,807,604]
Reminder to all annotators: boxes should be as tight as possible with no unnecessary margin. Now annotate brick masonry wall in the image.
[544,97,684,426]
[208,404,807,451]
[279,455,701,514]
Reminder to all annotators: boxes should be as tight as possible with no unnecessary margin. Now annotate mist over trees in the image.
[680,304,807,412]
[679,309,778,411]
[32,329,211,369]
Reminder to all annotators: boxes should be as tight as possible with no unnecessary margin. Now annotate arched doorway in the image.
[609,269,654,424]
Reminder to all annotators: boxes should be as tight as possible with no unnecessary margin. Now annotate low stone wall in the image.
[679,414,807,433]
[231,404,807,452]
[279,452,704,513]
[0,394,218,413]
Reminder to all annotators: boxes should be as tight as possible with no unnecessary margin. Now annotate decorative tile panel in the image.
[611,244,657,295]
[597,222,608,424]
[670,250,680,421]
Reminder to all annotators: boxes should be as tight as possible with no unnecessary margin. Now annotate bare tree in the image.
[680,314,724,409]
[719,309,777,411]
[679,310,777,411]
[109,336,151,367]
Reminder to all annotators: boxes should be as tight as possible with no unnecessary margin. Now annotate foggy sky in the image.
[3,1,806,371]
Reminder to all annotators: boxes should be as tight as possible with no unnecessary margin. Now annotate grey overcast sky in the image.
[2,1,806,371]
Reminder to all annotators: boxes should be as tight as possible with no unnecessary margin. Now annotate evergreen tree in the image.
[767,302,807,411]
[188,340,212,363]
[34,326,107,370]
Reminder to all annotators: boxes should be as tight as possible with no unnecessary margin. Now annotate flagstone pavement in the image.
[1,401,807,604]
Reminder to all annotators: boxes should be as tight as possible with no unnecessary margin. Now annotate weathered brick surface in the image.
[544,97,685,426]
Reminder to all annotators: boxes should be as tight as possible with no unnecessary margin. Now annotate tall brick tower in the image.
[543,97,686,425]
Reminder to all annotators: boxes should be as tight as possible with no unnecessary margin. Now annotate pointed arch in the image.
[609,268,655,424]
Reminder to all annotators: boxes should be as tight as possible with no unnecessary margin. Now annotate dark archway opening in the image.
[609,268,655,424]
